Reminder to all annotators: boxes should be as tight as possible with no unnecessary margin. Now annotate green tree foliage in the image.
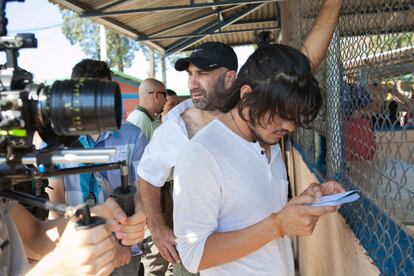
[61,10,138,71]
[106,31,137,71]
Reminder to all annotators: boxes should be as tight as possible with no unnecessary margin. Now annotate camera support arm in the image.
[1,159,135,229]
[0,189,102,228]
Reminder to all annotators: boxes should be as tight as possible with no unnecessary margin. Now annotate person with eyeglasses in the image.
[127,78,167,140]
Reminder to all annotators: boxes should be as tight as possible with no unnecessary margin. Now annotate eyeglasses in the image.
[148,91,167,97]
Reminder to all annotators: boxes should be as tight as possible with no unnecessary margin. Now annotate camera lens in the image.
[40,79,122,136]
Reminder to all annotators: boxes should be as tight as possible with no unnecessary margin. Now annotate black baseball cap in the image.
[174,42,238,72]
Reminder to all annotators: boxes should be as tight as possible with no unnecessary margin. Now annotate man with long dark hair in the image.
[173,44,345,275]
[137,1,343,275]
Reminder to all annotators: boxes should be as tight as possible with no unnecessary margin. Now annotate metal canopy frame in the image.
[166,3,271,54]
[137,27,279,42]
[50,0,414,57]
[94,0,130,13]
[51,0,281,55]
[146,5,241,38]
[81,0,279,17]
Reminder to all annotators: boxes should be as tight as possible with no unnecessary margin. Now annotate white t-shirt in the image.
[137,99,193,187]
[173,119,294,276]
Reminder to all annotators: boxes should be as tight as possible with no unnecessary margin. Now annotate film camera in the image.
[0,0,135,224]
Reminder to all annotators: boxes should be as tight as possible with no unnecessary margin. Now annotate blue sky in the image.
[2,0,254,94]
[3,0,84,81]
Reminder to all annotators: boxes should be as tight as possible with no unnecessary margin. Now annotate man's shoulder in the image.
[187,120,223,146]
[196,118,222,133]
[180,136,210,158]
[152,114,186,140]
[127,109,149,120]
[180,106,205,132]
[127,109,152,130]
[179,128,223,168]
[127,109,138,117]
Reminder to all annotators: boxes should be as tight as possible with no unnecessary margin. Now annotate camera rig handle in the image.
[39,160,137,220]
[73,203,105,230]
[37,159,136,229]
[0,189,105,229]
[0,158,136,239]
[111,160,135,217]
[110,161,136,246]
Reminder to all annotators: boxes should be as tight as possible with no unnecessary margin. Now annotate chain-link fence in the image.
[290,0,414,274]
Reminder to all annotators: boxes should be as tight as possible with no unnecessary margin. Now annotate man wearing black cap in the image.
[137,1,342,275]
[138,42,237,276]
[137,42,237,276]
[175,41,238,73]
[174,42,238,113]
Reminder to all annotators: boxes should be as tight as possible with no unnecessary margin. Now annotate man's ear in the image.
[224,70,237,90]
[240,84,253,99]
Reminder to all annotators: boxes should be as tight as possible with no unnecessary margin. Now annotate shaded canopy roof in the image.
[50,0,414,56]
[50,0,282,55]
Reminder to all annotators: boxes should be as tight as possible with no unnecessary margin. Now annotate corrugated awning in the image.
[49,0,282,55]
[49,0,414,56]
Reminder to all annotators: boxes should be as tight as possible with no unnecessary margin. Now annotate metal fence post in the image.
[326,29,343,178]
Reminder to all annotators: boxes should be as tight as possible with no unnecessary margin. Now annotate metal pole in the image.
[161,55,167,85]
[326,29,343,178]
[59,149,116,155]
[147,47,155,78]
[136,27,279,42]
[275,2,281,42]
[0,149,116,165]
[41,162,126,178]
[100,25,107,62]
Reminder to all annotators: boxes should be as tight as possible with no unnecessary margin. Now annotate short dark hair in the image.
[71,59,112,80]
[166,89,177,96]
[219,44,322,128]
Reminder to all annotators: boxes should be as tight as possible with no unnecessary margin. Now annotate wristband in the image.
[271,213,285,238]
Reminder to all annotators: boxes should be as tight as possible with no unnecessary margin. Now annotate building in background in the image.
[112,70,141,119]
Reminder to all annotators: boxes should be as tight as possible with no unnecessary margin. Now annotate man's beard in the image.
[249,123,288,145]
[191,89,212,110]
[191,76,226,111]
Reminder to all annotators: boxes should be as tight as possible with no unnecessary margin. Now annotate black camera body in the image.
[0,1,135,246]
[0,1,122,184]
